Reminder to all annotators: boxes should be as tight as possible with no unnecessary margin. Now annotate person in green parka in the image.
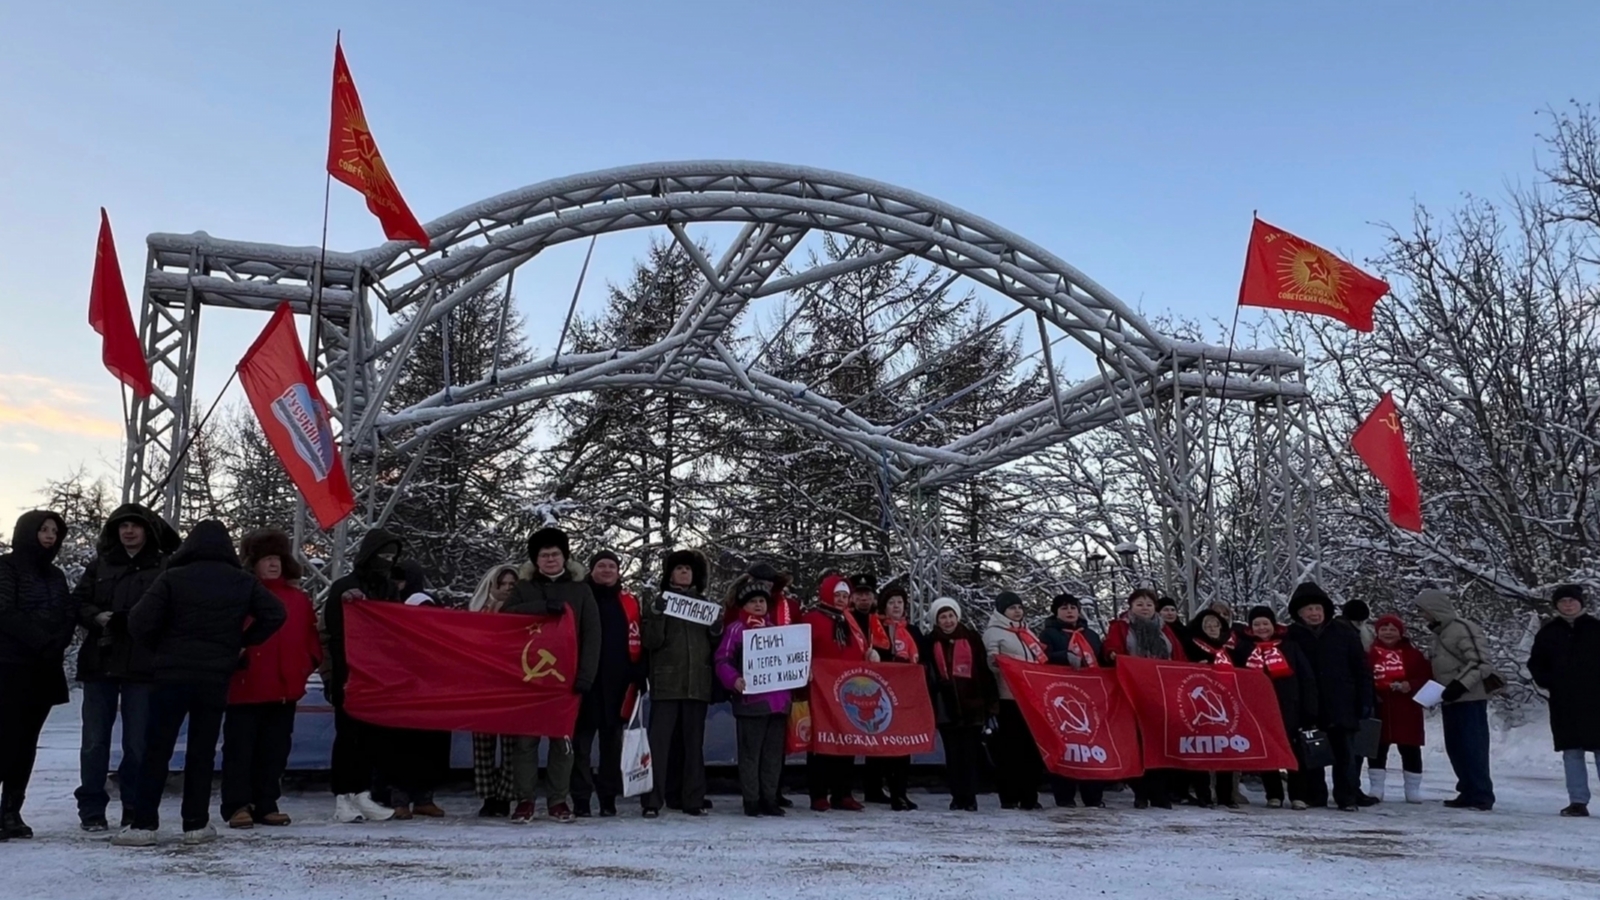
[640,548,720,818]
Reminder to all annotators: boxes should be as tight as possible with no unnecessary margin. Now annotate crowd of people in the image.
[0,505,1597,849]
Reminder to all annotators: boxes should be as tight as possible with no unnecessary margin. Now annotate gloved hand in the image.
[652,595,668,615]
[1441,680,1467,703]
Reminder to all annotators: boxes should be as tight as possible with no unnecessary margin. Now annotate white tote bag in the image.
[621,694,654,798]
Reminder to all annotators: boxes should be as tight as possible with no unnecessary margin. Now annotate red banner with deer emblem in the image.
[1115,656,1298,772]
[998,657,1144,781]
[343,600,580,737]
[808,659,935,757]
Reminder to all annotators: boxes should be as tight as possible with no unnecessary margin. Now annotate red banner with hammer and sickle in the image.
[998,657,1144,781]
[1115,656,1298,772]
[343,600,580,737]
[806,659,935,757]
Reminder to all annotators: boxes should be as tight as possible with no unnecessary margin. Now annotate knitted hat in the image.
[1342,599,1371,623]
[1156,595,1178,612]
[1553,584,1586,606]
[928,597,962,625]
[1052,593,1080,613]
[1246,605,1278,626]
[1288,582,1334,621]
[994,591,1024,615]
[737,580,773,609]
[527,527,571,562]
[589,549,620,569]
[1373,614,1407,637]
[878,581,910,603]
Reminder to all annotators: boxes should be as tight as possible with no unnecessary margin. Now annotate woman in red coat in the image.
[220,529,323,828]
[1367,614,1432,804]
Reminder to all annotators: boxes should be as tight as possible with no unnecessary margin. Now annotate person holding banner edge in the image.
[1039,593,1106,808]
[1101,587,1187,809]
[866,581,921,811]
[1243,606,1318,810]
[503,527,602,824]
[467,564,521,818]
[984,590,1047,811]
[803,573,871,812]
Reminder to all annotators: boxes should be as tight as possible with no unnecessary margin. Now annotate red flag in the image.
[1352,392,1424,532]
[343,600,580,737]
[236,304,356,529]
[998,657,1144,781]
[327,36,430,248]
[1238,217,1389,332]
[808,659,936,756]
[1114,656,1298,772]
[88,209,155,399]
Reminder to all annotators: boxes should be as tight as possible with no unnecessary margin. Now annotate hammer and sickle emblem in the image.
[521,644,565,683]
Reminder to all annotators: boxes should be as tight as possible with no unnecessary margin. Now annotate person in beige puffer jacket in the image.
[1414,588,1497,810]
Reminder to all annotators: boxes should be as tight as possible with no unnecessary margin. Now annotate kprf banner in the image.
[998,657,1144,781]
[343,600,581,738]
[808,659,935,757]
[236,303,356,529]
[1115,656,1298,772]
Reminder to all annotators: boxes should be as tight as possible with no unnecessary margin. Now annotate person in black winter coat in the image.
[0,510,74,841]
[1527,584,1600,816]
[571,549,646,818]
[1284,582,1375,811]
[71,503,175,831]
[116,520,285,846]
[1038,593,1106,808]
[1242,605,1318,809]
[370,560,451,820]
[319,528,403,824]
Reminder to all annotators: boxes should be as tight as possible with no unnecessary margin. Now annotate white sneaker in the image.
[182,824,218,845]
[352,791,395,822]
[335,793,365,823]
[111,826,159,847]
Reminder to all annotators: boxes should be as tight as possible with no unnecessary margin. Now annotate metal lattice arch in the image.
[126,161,1318,605]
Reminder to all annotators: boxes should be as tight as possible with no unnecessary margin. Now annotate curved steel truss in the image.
[126,161,1316,604]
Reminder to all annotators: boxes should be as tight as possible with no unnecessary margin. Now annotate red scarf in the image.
[1202,633,1237,667]
[845,610,890,660]
[619,590,643,664]
[885,619,920,664]
[934,634,974,681]
[1011,624,1047,662]
[1246,640,1293,680]
[1067,629,1099,668]
[772,589,793,626]
[1371,644,1407,688]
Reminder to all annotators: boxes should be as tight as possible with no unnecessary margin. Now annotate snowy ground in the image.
[7,700,1597,899]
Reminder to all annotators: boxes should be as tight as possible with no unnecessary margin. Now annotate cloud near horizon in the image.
[0,373,124,441]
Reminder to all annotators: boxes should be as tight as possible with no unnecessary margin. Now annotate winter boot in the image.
[352,791,395,821]
[1367,768,1387,803]
[1403,772,1424,804]
[0,808,33,840]
[227,809,255,829]
[334,794,366,823]
[1560,802,1589,817]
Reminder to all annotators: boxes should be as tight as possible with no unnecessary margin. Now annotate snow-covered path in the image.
[7,702,1595,899]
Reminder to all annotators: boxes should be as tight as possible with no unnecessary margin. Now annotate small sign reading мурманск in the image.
[661,591,723,627]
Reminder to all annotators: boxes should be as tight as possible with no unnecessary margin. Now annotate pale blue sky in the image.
[2,0,1596,521]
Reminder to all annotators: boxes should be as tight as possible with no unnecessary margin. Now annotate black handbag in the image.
[1297,728,1334,769]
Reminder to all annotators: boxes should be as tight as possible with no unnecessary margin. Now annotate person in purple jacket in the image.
[715,579,792,817]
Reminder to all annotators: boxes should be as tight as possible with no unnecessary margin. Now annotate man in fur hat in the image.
[639,548,720,818]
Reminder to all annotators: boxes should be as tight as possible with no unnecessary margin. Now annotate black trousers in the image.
[807,752,855,802]
[1260,769,1308,803]
[1372,742,1423,773]
[572,717,627,807]
[0,689,52,811]
[991,700,1042,806]
[736,714,786,807]
[220,701,297,819]
[939,725,982,807]
[1191,771,1237,806]
[1050,776,1105,806]
[1131,769,1171,806]
[643,699,706,812]
[1303,727,1361,807]
[133,681,228,831]
[330,706,376,796]
[373,726,450,806]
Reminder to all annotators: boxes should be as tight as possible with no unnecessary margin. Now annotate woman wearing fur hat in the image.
[503,527,602,824]
[983,590,1047,810]
[1367,614,1431,804]
[639,547,719,818]
[1527,584,1600,817]
[863,582,921,811]
[220,529,323,829]
[1242,605,1318,810]
[467,564,520,818]
[1286,582,1375,811]
[715,580,792,816]
[923,598,996,811]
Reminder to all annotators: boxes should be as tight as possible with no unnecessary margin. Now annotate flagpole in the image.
[1197,213,1256,584]
[150,369,238,497]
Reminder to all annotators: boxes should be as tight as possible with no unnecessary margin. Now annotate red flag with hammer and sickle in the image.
[1352,391,1424,532]
[998,657,1144,781]
[342,600,579,737]
[1115,656,1298,772]
[1238,217,1388,332]
[327,35,430,248]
